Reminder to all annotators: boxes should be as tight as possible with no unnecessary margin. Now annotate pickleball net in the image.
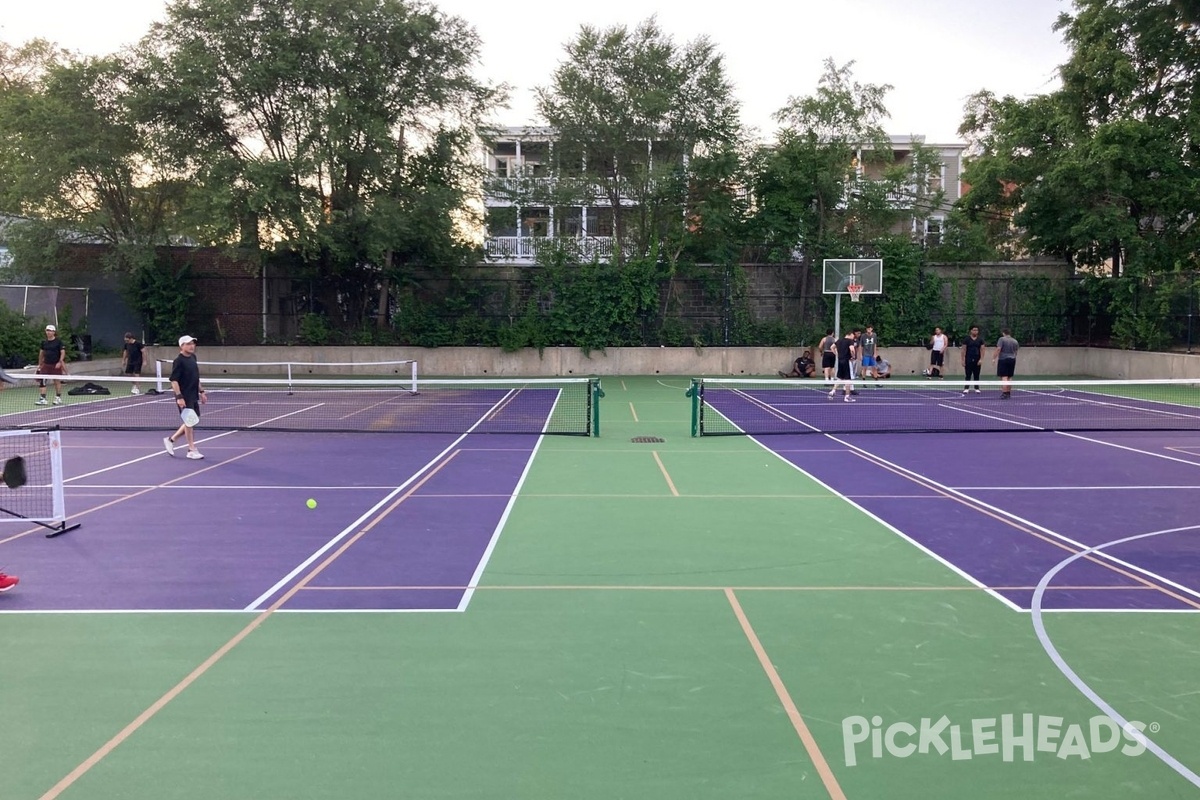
[0,429,75,534]
[153,358,419,391]
[0,374,601,436]
[689,377,1200,436]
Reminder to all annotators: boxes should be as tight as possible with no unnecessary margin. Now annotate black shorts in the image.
[821,353,836,369]
[124,363,143,375]
[930,350,945,367]
[997,358,1016,378]
[836,362,852,380]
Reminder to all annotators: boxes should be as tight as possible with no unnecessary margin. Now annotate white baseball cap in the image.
[45,325,56,332]
[178,335,197,346]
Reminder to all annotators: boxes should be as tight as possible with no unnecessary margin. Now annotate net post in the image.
[154,361,165,393]
[689,379,701,436]
[589,378,603,437]
[410,360,419,394]
[286,363,293,392]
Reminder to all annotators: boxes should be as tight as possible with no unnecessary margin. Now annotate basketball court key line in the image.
[1031,524,1200,790]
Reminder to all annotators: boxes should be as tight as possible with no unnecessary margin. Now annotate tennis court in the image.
[2,372,1199,798]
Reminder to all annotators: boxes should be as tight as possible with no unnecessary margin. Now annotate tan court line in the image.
[852,450,1200,611]
[652,450,679,496]
[37,449,461,800]
[629,401,638,422]
[0,449,263,546]
[726,588,846,800]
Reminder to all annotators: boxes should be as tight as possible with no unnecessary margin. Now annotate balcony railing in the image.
[484,236,618,263]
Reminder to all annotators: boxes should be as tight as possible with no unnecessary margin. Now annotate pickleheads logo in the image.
[841,714,1153,766]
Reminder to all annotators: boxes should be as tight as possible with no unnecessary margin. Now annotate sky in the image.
[0,0,1074,143]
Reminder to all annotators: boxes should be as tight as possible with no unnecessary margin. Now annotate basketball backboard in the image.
[822,259,883,295]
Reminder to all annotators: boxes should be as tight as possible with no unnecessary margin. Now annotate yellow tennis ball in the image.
[306,498,317,509]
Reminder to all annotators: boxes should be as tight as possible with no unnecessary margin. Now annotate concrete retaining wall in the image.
[117,346,1200,380]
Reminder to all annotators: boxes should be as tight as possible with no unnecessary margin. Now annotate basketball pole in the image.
[834,294,843,339]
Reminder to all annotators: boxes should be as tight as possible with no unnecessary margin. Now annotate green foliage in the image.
[1008,276,1070,344]
[297,313,333,346]
[0,301,42,365]
[127,256,193,343]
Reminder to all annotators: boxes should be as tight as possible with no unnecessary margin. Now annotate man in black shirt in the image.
[827,330,857,403]
[122,332,145,395]
[961,326,986,394]
[164,335,208,460]
[35,325,67,406]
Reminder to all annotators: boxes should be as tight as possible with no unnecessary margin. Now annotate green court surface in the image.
[3,375,1199,799]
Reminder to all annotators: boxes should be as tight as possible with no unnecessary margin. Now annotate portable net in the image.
[688,377,1200,436]
[0,374,600,436]
[0,429,66,524]
[154,358,419,390]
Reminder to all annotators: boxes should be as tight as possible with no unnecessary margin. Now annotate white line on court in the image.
[748,435,1024,613]
[826,436,1200,611]
[457,436,546,611]
[1031,524,1200,789]
[245,388,529,612]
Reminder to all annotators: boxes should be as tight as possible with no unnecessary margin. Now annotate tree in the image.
[0,42,187,251]
[747,60,945,301]
[533,16,743,266]
[958,0,1200,279]
[133,0,503,332]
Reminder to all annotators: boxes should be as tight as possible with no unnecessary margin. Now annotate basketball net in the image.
[847,283,863,303]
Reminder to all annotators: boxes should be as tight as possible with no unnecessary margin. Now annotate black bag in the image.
[67,382,111,396]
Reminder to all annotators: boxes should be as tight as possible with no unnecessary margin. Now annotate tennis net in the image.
[689,377,1200,436]
[0,374,602,436]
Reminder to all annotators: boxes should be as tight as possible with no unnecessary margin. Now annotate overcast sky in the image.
[1,0,1073,143]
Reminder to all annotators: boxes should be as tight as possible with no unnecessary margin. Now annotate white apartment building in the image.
[480,127,966,263]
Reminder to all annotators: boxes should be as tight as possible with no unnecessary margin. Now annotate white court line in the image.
[1031,524,1200,789]
[459,388,565,610]
[1056,430,1200,468]
[245,389,526,611]
[953,485,1200,491]
[748,437,1022,613]
[457,435,546,611]
[826,436,1200,611]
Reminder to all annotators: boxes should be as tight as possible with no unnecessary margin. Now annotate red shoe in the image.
[0,572,18,592]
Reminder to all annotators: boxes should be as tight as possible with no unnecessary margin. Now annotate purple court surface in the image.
[761,428,1200,612]
[0,429,538,613]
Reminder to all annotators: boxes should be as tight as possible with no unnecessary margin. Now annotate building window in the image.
[925,218,943,247]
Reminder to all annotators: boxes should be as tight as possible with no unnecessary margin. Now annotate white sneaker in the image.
[963,389,970,394]
[827,391,835,399]
[163,437,175,457]
[52,396,62,405]
[974,389,982,394]
[131,386,140,395]
[35,397,47,405]
[843,396,856,403]
[186,450,204,460]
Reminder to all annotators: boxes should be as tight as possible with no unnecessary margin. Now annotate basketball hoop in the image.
[847,283,864,302]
